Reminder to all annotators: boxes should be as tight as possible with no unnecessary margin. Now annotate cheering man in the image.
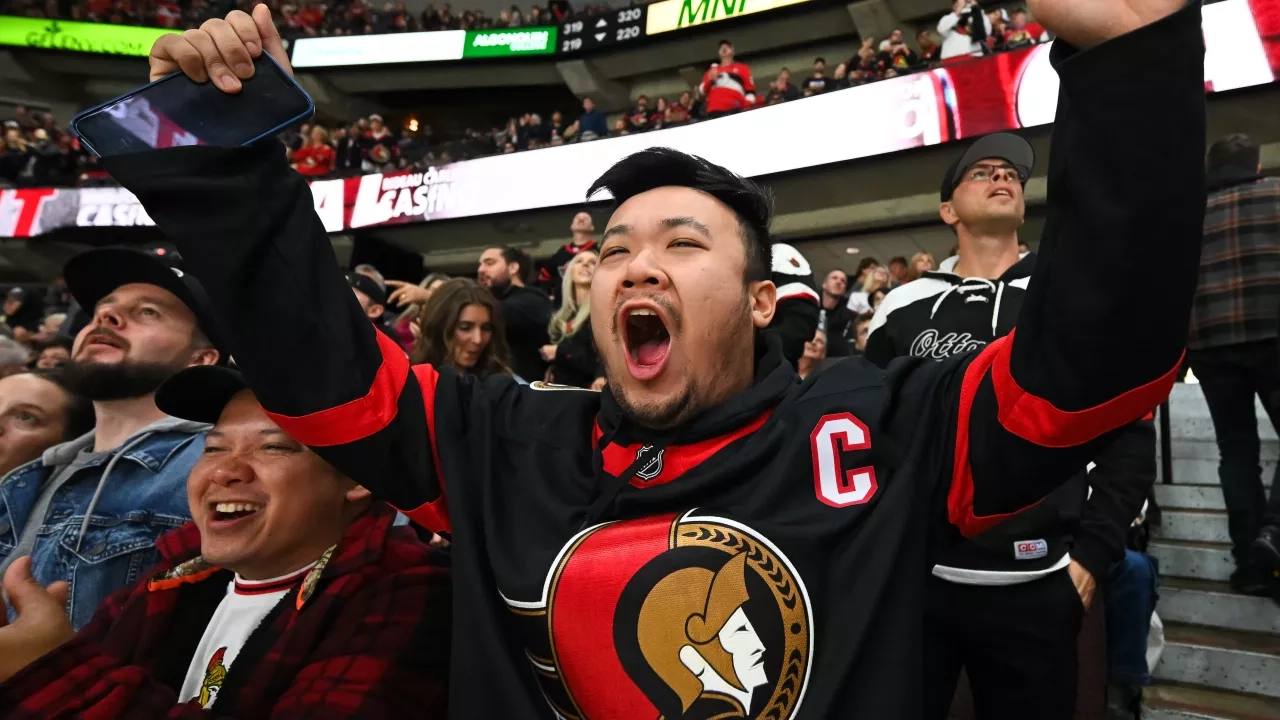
[105,0,1205,716]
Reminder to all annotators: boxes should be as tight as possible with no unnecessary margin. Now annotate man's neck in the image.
[951,227,1021,280]
[822,292,840,310]
[571,232,595,248]
[91,395,169,453]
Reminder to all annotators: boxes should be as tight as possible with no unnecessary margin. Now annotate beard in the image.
[604,290,752,431]
[60,358,186,401]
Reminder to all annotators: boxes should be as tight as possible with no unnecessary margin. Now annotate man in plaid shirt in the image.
[0,366,451,718]
[1187,133,1280,596]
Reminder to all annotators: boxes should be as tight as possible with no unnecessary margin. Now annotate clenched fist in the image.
[1028,0,1187,48]
[148,4,292,92]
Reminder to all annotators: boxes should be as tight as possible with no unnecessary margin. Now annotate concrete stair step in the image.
[1159,578,1280,635]
[1155,510,1232,544]
[1162,457,1277,485]
[1154,624,1280,698]
[1151,539,1237,582]
[1144,682,1280,720]
[1164,417,1278,444]
[1158,484,1228,511]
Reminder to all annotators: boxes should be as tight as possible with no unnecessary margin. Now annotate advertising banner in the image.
[463,27,557,58]
[4,0,1277,239]
[644,0,810,35]
[291,29,466,68]
[0,15,176,56]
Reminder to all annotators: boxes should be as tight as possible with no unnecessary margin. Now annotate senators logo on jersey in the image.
[501,510,812,719]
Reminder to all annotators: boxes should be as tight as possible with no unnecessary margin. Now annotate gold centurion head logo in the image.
[507,510,812,720]
[637,552,768,715]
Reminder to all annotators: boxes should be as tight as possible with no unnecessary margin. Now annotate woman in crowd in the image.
[290,125,335,177]
[848,266,891,314]
[666,92,693,125]
[907,251,937,282]
[0,369,93,477]
[410,278,512,379]
[388,272,450,352]
[539,250,599,388]
[798,328,827,380]
[869,287,889,311]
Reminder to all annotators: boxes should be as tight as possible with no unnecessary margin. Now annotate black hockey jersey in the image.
[865,253,1156,581]
[102,5,1206,717]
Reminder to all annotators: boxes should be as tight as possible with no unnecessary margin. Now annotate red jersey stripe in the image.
[266,331,409,447]
[990,329,1180,448]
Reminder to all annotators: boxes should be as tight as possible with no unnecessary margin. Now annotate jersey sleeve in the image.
[943,3,1203,537]
[100,143,455,532]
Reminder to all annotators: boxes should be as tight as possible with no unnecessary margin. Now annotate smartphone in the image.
[70,53,314,158]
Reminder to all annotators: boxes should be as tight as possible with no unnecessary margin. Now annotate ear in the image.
[188,347,220,367]
[367,304,385,320]
[749,280,777,329]
[345,484,372,503]
[938,201,960,228]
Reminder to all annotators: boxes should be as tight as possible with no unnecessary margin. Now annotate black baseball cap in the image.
[940,133,1035,202]
[155,365,249,424]
[63,247,226,360]
[347,272,386,307]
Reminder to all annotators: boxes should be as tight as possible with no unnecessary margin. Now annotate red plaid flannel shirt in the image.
[0,503,450,719]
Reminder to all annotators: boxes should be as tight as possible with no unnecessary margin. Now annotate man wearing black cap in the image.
[347,271,387,324]
[0,248,223,629]
[864,134,1156,719]
[0,366,450,717]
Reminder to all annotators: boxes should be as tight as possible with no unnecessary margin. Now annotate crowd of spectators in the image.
[0,109,101,189]
[248,10,1055,181]
[1,0,1050,187]
[0,0,617,37]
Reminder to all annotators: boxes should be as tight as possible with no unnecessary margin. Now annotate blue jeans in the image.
[1105,550,1159,685]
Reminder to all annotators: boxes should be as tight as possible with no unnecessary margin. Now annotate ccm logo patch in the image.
[1014,539,1048,560]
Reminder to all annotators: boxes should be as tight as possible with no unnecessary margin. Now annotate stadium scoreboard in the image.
[558,6,647,53]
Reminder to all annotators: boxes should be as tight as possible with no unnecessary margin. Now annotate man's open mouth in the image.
[211,502,263,523]
[621,304,672,381]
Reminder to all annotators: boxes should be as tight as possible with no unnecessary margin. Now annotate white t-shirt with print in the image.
[179,564,314,708]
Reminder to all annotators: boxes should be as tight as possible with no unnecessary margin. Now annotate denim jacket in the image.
[0,416,209,629]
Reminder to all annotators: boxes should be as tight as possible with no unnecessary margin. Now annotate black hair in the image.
[889,256,908,267]
[718,39,733,48]
[814,56,825,65]
[854,257,880,277]
[31,369,95,441]
[499,246,537,285]
[587,147,773,283]
[1207,133,1260,173]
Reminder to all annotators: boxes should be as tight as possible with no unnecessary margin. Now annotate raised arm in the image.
[99,7,450,531]
[948,0,1203,535]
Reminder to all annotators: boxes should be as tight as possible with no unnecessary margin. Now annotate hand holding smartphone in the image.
[71,5,313,157]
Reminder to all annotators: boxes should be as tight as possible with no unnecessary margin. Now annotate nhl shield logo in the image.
[635,445,664,482]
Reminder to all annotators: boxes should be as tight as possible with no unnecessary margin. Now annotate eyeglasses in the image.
[960,163,1028,185]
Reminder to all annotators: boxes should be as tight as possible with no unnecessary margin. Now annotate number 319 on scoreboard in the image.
[559,5,648,53]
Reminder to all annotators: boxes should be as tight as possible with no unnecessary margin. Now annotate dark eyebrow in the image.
[601,223,631,244]
[660,216,711,238]
[602,217,711,245]
[205,428,292,439]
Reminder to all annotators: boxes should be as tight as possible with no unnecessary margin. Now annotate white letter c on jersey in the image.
[810,413,878,508]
